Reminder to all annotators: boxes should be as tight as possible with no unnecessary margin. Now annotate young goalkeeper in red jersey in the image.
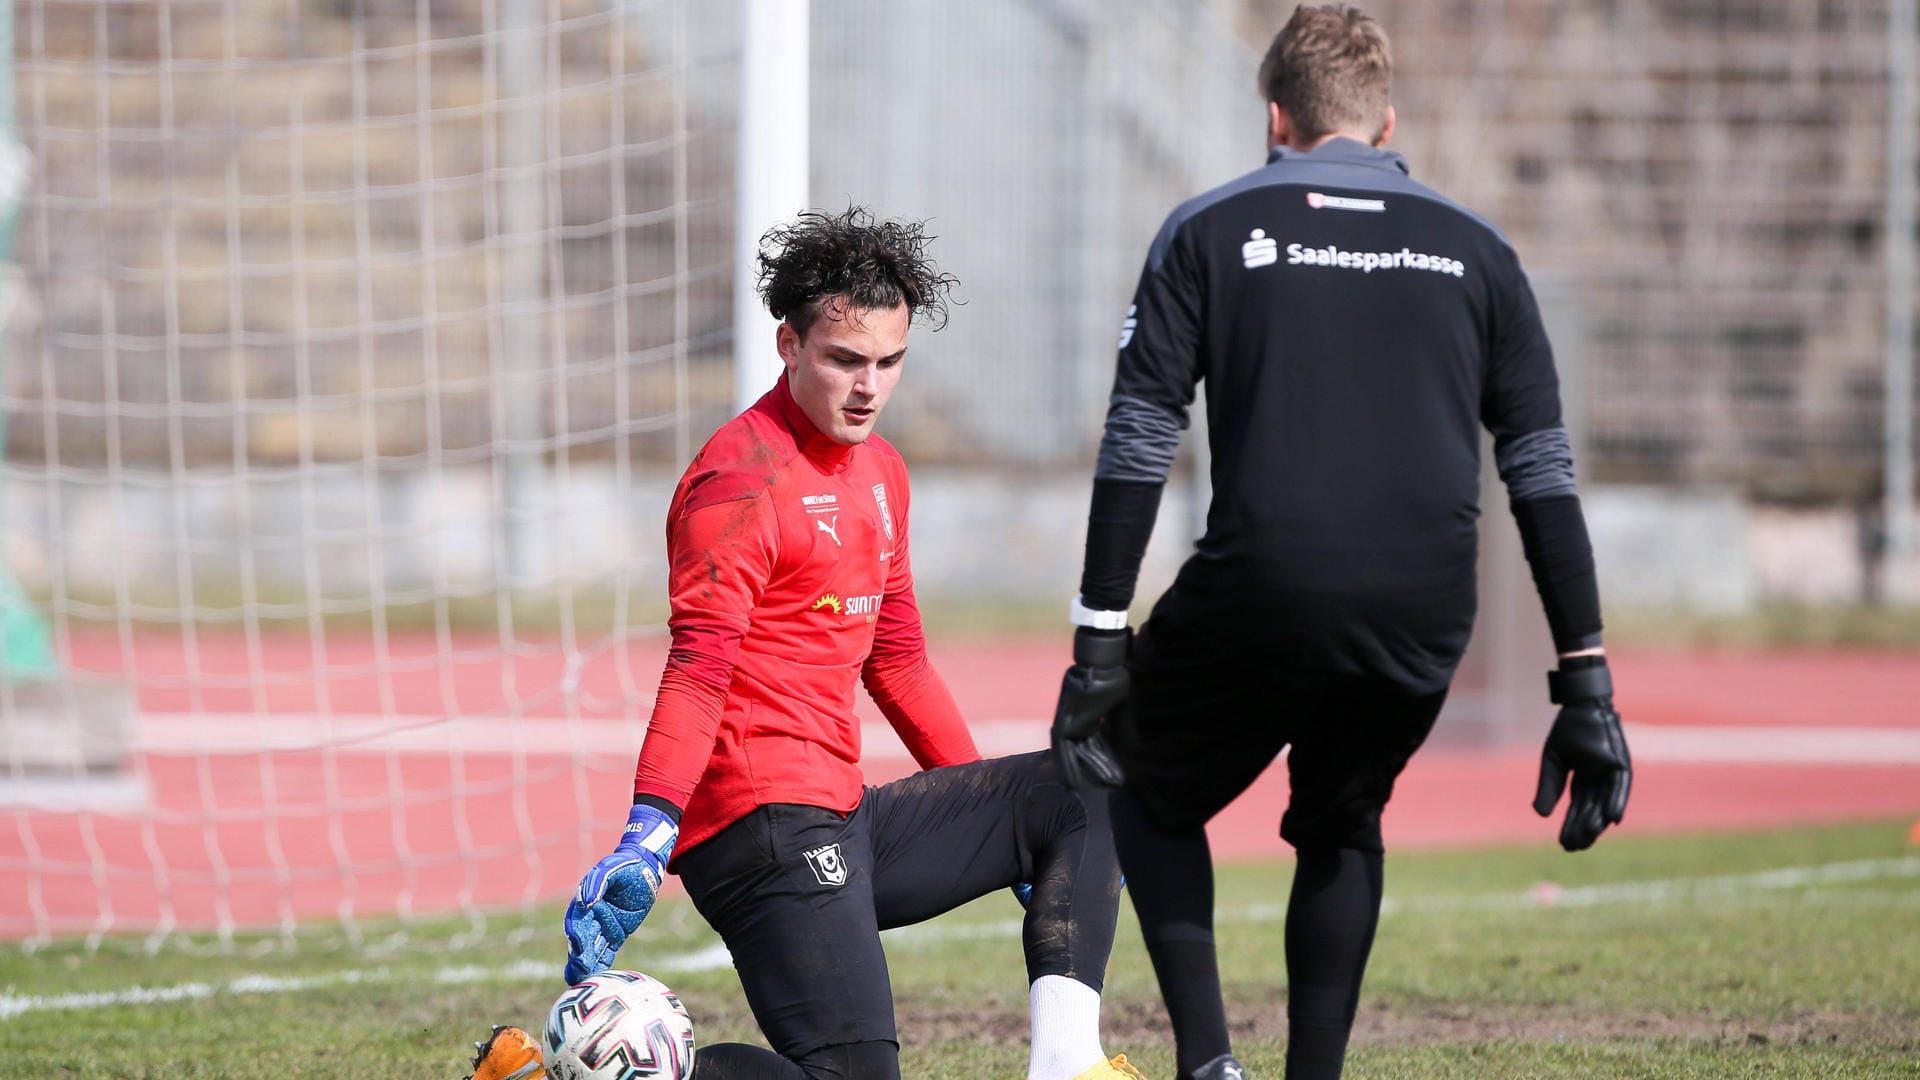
[469,207,1138,1080]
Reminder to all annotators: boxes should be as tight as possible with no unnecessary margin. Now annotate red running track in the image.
[2,633,1916,937]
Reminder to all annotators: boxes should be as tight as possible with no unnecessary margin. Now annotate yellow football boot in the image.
[1068,1054,1149,1080]
[465,1025,546,1080]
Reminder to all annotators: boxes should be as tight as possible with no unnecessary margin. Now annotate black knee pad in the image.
[793,1039,899,1080]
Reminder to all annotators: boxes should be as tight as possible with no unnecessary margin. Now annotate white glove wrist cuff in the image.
[1069,596,1129,630]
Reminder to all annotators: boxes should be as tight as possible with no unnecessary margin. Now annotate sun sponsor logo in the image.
[810,592,883,617]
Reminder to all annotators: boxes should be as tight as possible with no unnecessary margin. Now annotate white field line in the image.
[1,856,1915,1021]
[2,856,1914,1021]
[1623,725,1920,764]
[133,713,1049,760]
[0,944,731,1021]
[130,714,1920,765]
[1365,854,1920,919]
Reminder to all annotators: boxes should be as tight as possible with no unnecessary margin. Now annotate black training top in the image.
[1082,138,1601,694]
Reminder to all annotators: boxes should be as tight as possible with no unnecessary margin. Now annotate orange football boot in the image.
[465,1025,546,1080]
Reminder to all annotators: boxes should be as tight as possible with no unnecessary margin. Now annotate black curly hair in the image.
[756,206,960,338]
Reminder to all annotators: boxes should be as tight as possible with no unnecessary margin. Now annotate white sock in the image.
[1028,974,1106,1080]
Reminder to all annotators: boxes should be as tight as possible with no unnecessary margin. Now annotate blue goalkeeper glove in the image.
[563,802,678,984]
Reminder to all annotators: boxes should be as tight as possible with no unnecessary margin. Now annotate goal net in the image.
[0,0,1261,954]
[2,0,731,948]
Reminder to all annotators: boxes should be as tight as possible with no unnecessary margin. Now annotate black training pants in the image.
[674,751,1122,1072]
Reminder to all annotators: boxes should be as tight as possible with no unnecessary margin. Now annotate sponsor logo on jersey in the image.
[1306,191,1386,212]
[1241,228,1279,268]
[872,483,893,541]
[801,493,839,518]
[1117,304,1138,348]
[803,843,849,887]
[1284,242,1466,278]
[815,515,841,546]
[811,591,881,618]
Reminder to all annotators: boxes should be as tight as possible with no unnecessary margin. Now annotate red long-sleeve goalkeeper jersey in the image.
[631,374,981,858]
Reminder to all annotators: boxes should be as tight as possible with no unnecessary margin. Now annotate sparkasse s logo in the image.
[1242,228,1279,268]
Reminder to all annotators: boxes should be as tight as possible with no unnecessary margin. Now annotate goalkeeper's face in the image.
[778,299,910,446]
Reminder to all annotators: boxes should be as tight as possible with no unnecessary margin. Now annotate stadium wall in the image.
[4,468,1897,616]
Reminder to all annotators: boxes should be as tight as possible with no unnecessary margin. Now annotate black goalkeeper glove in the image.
[1051,626,1130,789]
[1533,656,1632,852]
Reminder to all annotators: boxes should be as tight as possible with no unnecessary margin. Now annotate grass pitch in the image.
[1,818,1915,1078]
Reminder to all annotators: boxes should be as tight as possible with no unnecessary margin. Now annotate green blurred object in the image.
[0,0,57,683]
[0,576,55,679]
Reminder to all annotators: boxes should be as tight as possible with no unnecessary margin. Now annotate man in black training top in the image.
[1049,6,1632,1080]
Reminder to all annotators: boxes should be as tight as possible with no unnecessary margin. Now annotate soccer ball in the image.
[543,970,696,1080]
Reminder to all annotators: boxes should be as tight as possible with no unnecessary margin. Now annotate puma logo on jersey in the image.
[816,516,841,546]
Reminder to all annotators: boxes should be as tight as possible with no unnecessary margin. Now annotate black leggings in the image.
[1113,780,1387,1080]
[677,751,1123,1080]
[693,1040,897,1080]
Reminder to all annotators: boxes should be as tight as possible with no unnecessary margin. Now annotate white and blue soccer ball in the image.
[544,970,696,1080]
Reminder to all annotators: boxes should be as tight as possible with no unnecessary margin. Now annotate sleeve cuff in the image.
[1069,595,1129,630]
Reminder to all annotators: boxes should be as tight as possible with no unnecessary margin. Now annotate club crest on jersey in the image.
[803,843,849,887]
[1242,228,1278,268]
[1306,190,1386,213]
[871,483,893,541]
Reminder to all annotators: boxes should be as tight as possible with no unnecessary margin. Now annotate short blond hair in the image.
[1257,5,1393,143]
